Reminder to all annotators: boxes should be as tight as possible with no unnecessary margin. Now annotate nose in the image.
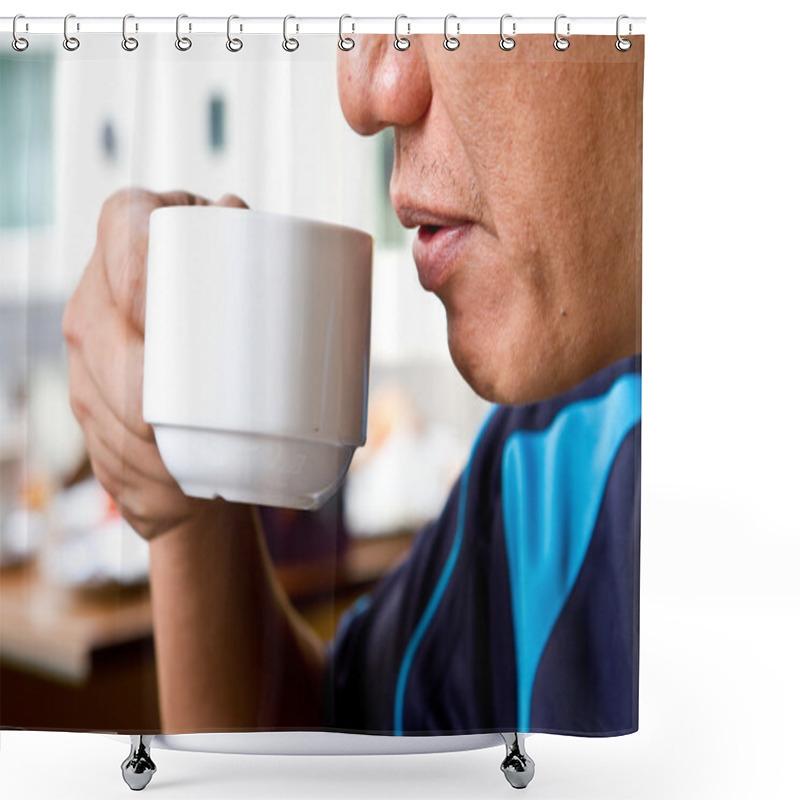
[337,35,432,135]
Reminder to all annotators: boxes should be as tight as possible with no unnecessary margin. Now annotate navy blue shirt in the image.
[323,354,641,737]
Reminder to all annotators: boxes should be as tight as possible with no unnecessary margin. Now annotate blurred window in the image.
[209,95,226,152]
[0,54,55,229]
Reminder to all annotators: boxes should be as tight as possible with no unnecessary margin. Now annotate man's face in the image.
[338,35,643,404]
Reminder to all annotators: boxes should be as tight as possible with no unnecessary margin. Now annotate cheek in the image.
[440,241,564,403]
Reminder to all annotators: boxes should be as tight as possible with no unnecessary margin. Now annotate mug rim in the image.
[149,204,374,247]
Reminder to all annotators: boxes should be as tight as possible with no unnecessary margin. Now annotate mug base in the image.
[152,424,356,511]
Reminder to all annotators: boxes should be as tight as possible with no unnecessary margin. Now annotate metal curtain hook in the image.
[338,14,355,51]
[176,13,192,51]
[554,14,570,51]
[12,14,29,51]
[394,15,410,51]
[616,14,632,51]
[499,14,515,50]
[283,15,299,52]
[121,14,138,51]
[226,15,243,51]
[443,13,460,50]
[63,14,80,51]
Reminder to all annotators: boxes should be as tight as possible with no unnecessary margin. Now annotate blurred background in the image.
[0,34,489,731]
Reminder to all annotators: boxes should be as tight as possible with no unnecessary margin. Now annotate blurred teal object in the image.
[0,53,55,229]
[209,95,226,151]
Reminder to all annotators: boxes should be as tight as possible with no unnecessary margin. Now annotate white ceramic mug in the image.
[142,206,373,509]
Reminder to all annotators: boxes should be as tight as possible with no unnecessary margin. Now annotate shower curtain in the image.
[0,18,644,746]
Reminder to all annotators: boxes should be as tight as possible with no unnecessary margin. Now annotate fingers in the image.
[81,420,198,539]
[68,187,250,436]
[67,330,203,541]
[96,188,215,334]
[215,193,249,209]
[66,347,176,489]
[64,254,153,443]
[157,190,214,208]
[106,190,248,332]
[64,186,244,541]
[66,321,198,539]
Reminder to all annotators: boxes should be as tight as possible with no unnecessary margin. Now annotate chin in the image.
[452,354,571,407]
[447,329,521,406]
[446,319,573,407]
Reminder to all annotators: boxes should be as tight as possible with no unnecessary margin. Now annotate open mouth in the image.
[418,224,446,242]
[412,223,473,291]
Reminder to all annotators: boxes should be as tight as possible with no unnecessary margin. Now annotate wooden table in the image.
[0,531,414,732]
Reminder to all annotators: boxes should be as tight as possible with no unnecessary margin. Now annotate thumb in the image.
[215,193,249,209]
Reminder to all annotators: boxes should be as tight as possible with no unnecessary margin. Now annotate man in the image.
[62,34,643,736]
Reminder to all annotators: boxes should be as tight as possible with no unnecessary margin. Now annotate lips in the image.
[395,206,475,292]
[412,223,473,291]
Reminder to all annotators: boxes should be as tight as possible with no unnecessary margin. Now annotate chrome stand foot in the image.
[500,733,535,789]
[121,735,157,791]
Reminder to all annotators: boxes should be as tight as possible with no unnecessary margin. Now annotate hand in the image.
[63,188,249,541]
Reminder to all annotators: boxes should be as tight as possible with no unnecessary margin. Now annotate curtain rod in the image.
[0,16,646,38]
